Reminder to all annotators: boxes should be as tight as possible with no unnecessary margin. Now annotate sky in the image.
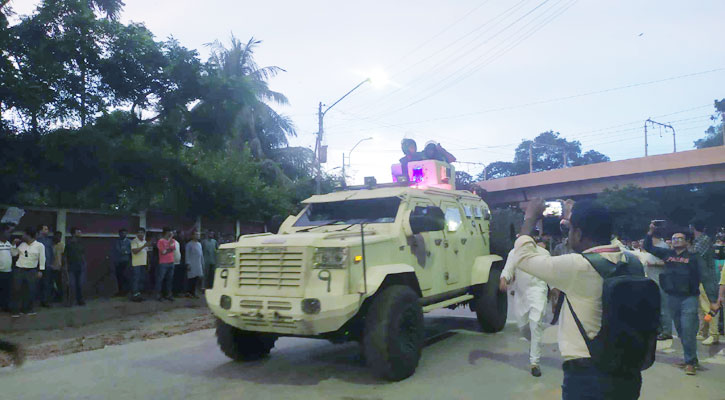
[11,0,725,184]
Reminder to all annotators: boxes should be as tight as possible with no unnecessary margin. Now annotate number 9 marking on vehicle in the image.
[318,270,332,293]
[220,268,229,288]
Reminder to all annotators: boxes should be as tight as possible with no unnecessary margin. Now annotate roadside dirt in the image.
[0,307,215,367]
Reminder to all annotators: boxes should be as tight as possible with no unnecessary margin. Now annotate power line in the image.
[346,0,532,111]
[326,68,722,136]
[365,0,577,118]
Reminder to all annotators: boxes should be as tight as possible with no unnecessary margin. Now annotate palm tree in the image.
[193,35,296,160]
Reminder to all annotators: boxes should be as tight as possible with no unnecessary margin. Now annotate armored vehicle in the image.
[206,160,508,381]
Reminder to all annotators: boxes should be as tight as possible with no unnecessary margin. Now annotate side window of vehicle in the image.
[474,207,483,219]
[463,204,473,218]
[444,207,463,232]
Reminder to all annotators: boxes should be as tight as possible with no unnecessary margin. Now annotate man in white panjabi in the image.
[500,240,549,377]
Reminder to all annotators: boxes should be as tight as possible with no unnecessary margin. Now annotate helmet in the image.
[401,138,417,154]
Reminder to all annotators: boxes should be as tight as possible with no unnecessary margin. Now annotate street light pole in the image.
[343,137,373,185]
[315,78,371,194]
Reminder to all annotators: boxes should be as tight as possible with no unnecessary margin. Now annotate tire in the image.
[215,318,277,361]
[472,265,507,333]
[362,285,424,381]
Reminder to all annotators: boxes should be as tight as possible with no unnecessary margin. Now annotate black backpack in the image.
[566,252,660,375]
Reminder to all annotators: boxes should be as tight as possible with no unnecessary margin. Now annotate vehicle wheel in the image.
[472,265,507,333]
[362,285,424,381]
[215,318,277,361]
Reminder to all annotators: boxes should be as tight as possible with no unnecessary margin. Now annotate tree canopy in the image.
[0,0,330,221]
[478,131,609,180]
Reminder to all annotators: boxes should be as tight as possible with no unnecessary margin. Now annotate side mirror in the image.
[409,206,445,235]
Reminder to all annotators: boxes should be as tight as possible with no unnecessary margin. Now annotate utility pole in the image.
[341,153,345,185]
[644,118,676,155]
[644,120,648,156]
[528,142,533,173]
[314,79,370,194]
[315,102,324,194]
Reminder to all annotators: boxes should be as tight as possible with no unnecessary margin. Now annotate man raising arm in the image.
[513,199,642,399]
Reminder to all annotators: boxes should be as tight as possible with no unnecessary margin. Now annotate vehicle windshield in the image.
[293,197,402,227]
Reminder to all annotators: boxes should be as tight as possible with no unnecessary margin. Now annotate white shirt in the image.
[501,247,549,324]
[16,240,46,270]
[173,239,182,265]
[0,241,13,272]
[513,235,625,360]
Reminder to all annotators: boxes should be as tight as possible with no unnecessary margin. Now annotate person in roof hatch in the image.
[399,138,423,181]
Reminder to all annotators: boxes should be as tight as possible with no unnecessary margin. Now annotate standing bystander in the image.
[633,238,672,340]
[111,229,132,297]
[11,227,45,316]
[172,230,185,297]
[201,232,218,289]
[156,228,176,302]
[185,231,204,298]
[64,227,87,306]
[644,226,716,375]
[690,220,719,345]
[0,226,13,312]
[130,228,152,301]
[51,231,65,303]
[36,225,54,307]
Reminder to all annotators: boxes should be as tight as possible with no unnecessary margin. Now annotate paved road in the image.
[2,309,724,400]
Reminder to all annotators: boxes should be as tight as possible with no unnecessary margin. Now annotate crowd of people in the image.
[0,223,225,318]
[502,198,725,399]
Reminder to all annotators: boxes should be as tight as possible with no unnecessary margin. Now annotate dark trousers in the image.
[130,265,145,295]
[0,271,11,311]
[11,268,38,314]
[562,359,642,400]
[172,264,187,295]
[41,269,61,304]
[67,268,85,305]
[187,277,200,295]
[155,263,174,298]
[205,263,217,288]
[114,261,130,295]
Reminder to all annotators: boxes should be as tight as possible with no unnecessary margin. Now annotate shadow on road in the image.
[135,312,490,386]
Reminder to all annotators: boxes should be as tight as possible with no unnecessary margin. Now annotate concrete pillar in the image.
[139,210,147,230]
[196,216,202,232]
[56,209,67,239]
[235,220,241,240]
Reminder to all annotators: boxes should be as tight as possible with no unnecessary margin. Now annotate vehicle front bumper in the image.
[205,289,362,336]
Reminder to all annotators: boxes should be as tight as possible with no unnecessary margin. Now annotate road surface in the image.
[2,308,724,400]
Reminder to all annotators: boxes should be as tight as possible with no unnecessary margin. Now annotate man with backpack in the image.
[644,225,717,375]
[513,199,658,400]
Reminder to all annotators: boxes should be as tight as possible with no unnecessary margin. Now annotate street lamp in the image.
[342,137,373,185]
[314,78,371,194]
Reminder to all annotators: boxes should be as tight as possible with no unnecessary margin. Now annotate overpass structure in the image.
[476,146,725,205]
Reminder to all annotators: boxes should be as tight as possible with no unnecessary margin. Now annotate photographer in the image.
[512,199,646,400]
[643,224,717,375]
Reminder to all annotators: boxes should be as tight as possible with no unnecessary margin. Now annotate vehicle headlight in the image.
[313,247,348,269]
[217,248,236,268]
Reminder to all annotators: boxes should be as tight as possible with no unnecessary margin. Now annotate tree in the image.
[694,99,724,149]
[190,36,295,155]
[596,185,659,239]
[477,131,610,180]
[455,171,474,191]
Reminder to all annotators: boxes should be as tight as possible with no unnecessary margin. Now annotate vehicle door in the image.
[406,198,444,292]
[440,200,465,286]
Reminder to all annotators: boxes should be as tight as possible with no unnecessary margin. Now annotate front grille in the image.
[238,249,305,292]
